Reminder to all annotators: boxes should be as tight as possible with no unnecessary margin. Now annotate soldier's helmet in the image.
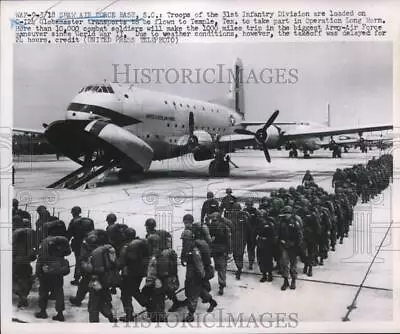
[281,206,293,214]
[71,206,82,215]
[288,187,296,194]
[145,218,157,229]
[278,187,286,195]
[191,223,204,239]
[37,205,47,214]
[306,170,310,174]
[226,188,233,194]
[207,191,214,199]
[183,214,194,223]
[232,202,242,211]
[12,198,19,208]
[125,227,136,241]
[209,212,221,219]
[245,198,254,206]
[106,213,117,224]
[270,191,277,197]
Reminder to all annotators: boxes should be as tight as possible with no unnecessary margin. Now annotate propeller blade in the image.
[189,112,194,135]
[262,142,271,163]
[234,129,256,136]
[263,110,280,131]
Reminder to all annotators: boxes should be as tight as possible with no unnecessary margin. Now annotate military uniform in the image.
[224,205,249,279]
[255,216,276,282]
[243,204,260,270]
[277,216,302,290]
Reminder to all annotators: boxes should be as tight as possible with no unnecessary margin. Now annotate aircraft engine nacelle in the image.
[265,126,281,148]
[193,146,214,161]
[84,120,154,170]
[193,130,214,146]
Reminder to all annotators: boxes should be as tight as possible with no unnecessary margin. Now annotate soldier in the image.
[319,203,332,265]
[35,236,71,321]
[142,234,168,322]
[201,191,220,223]
[12,199,31,228]
[35,205,51,247]
[107,223,129,256]
[302,207,321,277]
[224,202,249,280]
[70,229,109,307]
[12,227,36,307]
[277,214,302,290]
[118,235,150,322]
[243,199,260,270]
[106,213,117,230]
[302,170,314,185]
[208,212,231,295]
[332,168,344,190]
[145,218,173,250]
[67,206,95,285]
[87,244,118,323]
[183,223,217,322]
[258,196,269,212]
[255,212,276,282]
[220,188,237,216]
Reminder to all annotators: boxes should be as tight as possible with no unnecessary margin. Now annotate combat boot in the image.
[17,296,28,308]
[35,310,48,319]
[119,312,135,322]
[339,237,343,244]
[235,269,242,280]
[331,245,336,251]
[319,257,324,266]
[207,299,217,313]
[260,274,268,282]
[307,266,313,277]
[281,278,289,291]
[267,272,273,282]
[52,312,64,322]
[69,296,82,307]
[218,286,224,296]
[183,313,195,322]
[290,278,296,290]
[168,299,186,312]
[248,262,253,270]
[303,265,308,274]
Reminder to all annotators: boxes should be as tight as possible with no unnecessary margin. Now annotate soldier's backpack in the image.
[107,223,128,245]
[12,215,31,231]
[38,236,71,257]
[90,244,119,287]
[75,217,95,240]
[44,257,70,276]
[124,239,149,276]
[156,229,172,250]
[195,239,214,280]
[157,248,178,278]
[43,220,67,238]
[12,228,36,263]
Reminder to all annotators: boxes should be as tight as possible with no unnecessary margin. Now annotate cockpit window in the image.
[80,84,115,94]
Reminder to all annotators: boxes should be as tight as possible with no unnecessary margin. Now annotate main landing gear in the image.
[208,154,237,177]
[289,149,298,158]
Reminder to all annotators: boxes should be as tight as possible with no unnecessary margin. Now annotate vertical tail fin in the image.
[327,103,331,127]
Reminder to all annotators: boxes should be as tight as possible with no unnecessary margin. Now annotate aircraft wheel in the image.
[208,160,230,177]
[293,150,298,158]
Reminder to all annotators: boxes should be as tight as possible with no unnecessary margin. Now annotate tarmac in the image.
[11,148,393,323]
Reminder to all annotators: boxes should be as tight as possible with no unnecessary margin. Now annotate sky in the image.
[13,42,393,129]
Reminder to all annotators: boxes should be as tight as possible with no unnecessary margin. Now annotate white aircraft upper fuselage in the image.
[65,81,280,161]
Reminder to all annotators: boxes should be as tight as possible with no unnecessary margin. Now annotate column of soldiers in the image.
[12,154,392,322]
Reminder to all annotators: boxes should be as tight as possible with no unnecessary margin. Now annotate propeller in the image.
[234,110,279,163]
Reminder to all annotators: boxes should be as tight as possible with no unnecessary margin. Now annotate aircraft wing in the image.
[217,134,257,151]
[13,127,45,135]
[239,121,300,127]
[282,124,393,141]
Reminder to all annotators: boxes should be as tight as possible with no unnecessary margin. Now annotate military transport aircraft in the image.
[15,58,392,189]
